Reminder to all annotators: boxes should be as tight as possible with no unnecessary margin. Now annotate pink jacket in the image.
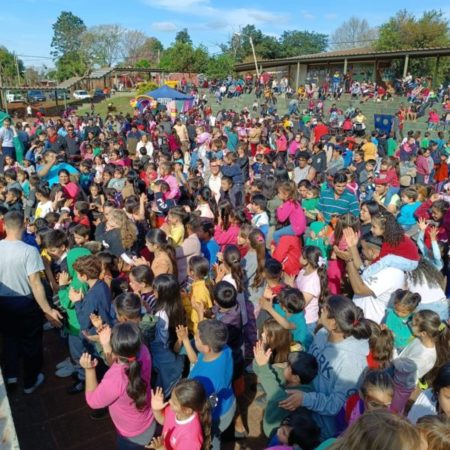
[416,155,430,175]
[276,200,306,236]
[214,224,240,250]
[86,345,154,437]
[163,174,181,200]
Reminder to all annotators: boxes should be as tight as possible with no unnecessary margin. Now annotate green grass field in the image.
[77,89,441,137]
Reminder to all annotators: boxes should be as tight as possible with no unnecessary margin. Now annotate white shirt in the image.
[399,338,437,383]
[136,141,154,159]
[407,389,436,424]
[406,279,447,305]
[208,173,222,203]
[353,267,405,323]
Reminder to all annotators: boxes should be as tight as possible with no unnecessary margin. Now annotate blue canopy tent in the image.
[136,85,194,114]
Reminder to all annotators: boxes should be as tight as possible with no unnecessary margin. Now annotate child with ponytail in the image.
[273,181,306,245]
[80,322,155,448]
[362,211,420,279]
[149,379,211,450]
[296,245,329,333]
[214,200,248,250]
[399,309,450,386]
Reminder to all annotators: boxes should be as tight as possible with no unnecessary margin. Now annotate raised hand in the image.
[151,387,168,412]
[343,227,359,248]
[253,340,272,366]
[418,217,428,232]
[79,352,98,370]
[176,325,189,343]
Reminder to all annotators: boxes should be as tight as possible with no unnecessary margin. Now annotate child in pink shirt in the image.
[150,380,209,450]
[81,322,155,447]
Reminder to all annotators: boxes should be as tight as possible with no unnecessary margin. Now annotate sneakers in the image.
[24,373,45,394]
[55,358,76,377]
[56,357,73,370]
[55,365,75,378]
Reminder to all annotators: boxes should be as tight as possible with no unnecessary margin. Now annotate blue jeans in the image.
[362,255,418,280]
[417,298,449,321]
[273,225,295,245]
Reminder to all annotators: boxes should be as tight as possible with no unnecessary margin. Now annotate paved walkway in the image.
[7,330,267,450]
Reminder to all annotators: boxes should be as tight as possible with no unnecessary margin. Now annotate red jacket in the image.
[272,235,302,276]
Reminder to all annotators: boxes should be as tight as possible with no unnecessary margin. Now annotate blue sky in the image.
[1,0,449,68]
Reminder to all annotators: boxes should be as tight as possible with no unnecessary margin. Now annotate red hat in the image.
[374,177,388,185]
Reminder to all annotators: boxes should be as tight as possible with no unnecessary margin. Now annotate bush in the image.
[136,81,158,96]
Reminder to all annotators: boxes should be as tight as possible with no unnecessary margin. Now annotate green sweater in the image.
[253,361,313,437]
[58,247,91,335]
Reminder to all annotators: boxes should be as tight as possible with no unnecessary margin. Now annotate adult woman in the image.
[102,209,138,257]
[144,229,177,278]
[58,168,80,201]
[406,258,449,320]
[280,295,371,440]
[408,362,450,423]
[360,200,381,238]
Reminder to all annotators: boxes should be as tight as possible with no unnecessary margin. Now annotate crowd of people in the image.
[0,79,450,450]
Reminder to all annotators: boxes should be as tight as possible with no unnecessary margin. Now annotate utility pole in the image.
[15,55,20,86]
[248,36,260,79]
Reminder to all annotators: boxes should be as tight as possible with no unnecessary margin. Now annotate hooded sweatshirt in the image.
[58,247,92,335]
[303,328,369,439]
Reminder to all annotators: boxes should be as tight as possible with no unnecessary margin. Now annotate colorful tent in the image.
[136,85,195,115]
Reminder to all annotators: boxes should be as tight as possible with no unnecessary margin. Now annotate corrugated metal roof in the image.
[89,67,114,79]
[57,76,84,89]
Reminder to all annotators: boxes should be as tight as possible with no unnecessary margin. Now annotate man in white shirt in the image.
[335,230,405,324]
[207,161,222,203]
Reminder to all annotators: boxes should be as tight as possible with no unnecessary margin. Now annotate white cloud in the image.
[300,10,315,20]
[143,0,209,10]
[325,13,337,20]
[151,21,178,32]
[142,0,287,29]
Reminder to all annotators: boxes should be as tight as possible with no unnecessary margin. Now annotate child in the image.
[177,320,236,449]
[17,169,30,198]
[214,201,247,250]
[88,183,105,211]
[165,207,186,246]
[150,380,210,450]
[197,221,220,270]
[108,166,126,192]
[259,287,312,350]
[271,234,302,284]
[186,256,213,334]
[375,157,400,204]
[113,292,184,399]
[253,343,318,438]
[249,194,269,236]
[79,323,155,447]
[302,186,320,222]
[72,223,91,247]
[304,221,329,259]
[3,187,22,212]
[152,180,176,227]
[296,245,329,333]
[384,289,421,352]
[194,186,216,220]
[399,310,450,386]
[415,197,449,249]
[73,201,91,228]
[253,319,293,405]
[34,184,53,219]
[273,181,306,245]
[129,265,156,313]
[417,219,444,271]
[397,188,421,231]
[339,370,394,431]
[362,211,420,280]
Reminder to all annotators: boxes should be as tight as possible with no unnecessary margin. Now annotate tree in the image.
[81,24,124,67]
[24,67,40,85]
[175,28,192,45]
[374,9,450,83]
[206,54,235,79]
[330,18,378,50]
[51,11,87,80]
[50,11,86,59]
[0,46,24,85]
[279,31,328,57]
[121,30,147,64]
[159,41,208,73]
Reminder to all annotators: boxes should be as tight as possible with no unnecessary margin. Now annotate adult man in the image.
[206,160,222,203]
[0,212,62,392]
[318,172,360,223]
[64,124,81,159]
[336,229,405,324]
[0,117,16,166]
[37,148,79,187]
[293,151,312,183]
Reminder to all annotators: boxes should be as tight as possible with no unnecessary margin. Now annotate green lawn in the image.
[75,89,440,137]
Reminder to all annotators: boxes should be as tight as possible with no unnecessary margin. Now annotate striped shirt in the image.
[318,188,360,222]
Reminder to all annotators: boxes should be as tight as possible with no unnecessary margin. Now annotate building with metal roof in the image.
[235,46,450,87]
